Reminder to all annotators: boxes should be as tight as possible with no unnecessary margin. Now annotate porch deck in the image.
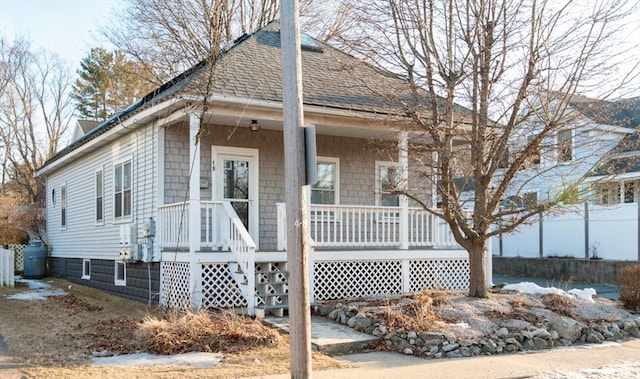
[157,201,486,315]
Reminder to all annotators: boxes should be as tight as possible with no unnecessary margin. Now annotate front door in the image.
[212,146,259,246]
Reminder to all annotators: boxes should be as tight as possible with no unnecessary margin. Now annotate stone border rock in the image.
[313,303,640,358]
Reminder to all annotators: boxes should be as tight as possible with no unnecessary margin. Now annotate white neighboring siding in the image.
[45,124,158,260]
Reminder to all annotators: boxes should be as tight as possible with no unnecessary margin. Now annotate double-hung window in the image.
[114,159,132,220]
[311,157,339,221]
[375,161,400,207]
[95,169,104,224]
[558,130,573,162]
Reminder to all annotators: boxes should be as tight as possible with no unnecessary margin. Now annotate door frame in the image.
[211,146,260,246]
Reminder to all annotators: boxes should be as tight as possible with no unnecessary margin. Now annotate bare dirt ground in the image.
[0,278,349,379]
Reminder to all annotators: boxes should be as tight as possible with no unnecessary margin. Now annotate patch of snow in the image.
[454,322,470,329]
[568,288,596,302]
[7,288,67,300]
[535,361,640,379]
[16,278,51,289]
[92,352,223,367]
[503,282,595,302]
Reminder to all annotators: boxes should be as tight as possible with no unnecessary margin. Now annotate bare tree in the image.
[102,0,358,84]
[0,36,74,239]
[345,0,640,297]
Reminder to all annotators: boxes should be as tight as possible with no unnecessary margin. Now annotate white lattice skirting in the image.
[313,258,470,301]
[160,254,471,308]
[160,261,192,309]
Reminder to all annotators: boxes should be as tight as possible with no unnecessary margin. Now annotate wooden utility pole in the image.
[281,1,312,378]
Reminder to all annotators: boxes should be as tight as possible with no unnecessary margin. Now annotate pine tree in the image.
[72,48,151,121]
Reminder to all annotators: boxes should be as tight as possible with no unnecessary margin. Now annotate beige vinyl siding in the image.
[45,123,159,260]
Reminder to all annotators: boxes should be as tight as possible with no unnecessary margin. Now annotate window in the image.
[376,161,400,206]
[61,184,67,228]
[624,181,635,203]
[114,261,126,286]
[95,169,104,223]
[596,182,620,205]
[527,135,541,166]
[311,158,339,205]
[558,130,573,162]
[114,159,132,220]
[82,259,91,280]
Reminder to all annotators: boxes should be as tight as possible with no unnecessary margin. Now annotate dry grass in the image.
[541,294,577,319]
[136,308,282,355]
[0,278,350,378]
[378,288,448,331]
[618,264,640,312]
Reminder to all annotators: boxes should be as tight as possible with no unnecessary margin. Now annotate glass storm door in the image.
[213,147,259,245]
[223,158,250,228]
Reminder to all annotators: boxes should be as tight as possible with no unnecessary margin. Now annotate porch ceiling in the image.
[184,98,414,141]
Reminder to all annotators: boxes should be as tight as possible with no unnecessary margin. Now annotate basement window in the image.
[114,261,126,286]
[82,259,91,280]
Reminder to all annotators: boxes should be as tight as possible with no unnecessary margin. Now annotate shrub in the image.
[618,264,640,312]
[135,308,281,355]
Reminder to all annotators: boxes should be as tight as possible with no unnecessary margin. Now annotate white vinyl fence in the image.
[1,247,15,287]
[493,203,639,261]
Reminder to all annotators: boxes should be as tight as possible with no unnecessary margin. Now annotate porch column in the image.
[485,236,493,287]
[399,131,409,250]
[188,112,202,308]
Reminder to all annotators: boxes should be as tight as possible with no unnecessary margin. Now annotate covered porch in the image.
[157,199,491,315]
[156,114,489,315]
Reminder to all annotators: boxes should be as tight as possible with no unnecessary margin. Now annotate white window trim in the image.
[310,157,340,222]
[60,182,67,230]
[113,156,134,224]
[82,259,91,280]
[95,167,104,225]
[375,160,401,207]
[114,261,126,286]
[311,156,340,205]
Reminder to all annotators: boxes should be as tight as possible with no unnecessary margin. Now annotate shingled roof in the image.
[587,97,640,176]
[40,20,430,171]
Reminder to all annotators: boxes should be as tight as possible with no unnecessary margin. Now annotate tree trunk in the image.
[468,240,488,298]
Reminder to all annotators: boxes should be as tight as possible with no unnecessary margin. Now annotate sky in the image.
[0,0,639,96]
[0,0,122,70]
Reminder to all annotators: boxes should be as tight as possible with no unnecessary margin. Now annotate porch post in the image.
[188,112,202,308]
[399,131,409,250]
[485,237,493,287]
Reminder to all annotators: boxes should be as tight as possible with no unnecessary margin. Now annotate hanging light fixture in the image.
[250,120,261,132]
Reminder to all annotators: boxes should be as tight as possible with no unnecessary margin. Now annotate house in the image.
[493,96,640,260]
[495,95,636,207]
[35,21,483,315]
[584,97,640,204]
[70,119,100,143]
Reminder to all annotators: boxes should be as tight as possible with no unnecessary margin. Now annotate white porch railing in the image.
[158,201,231,250]
[158,200,256,313]
[1,247,15,287]
[276,203,462,249]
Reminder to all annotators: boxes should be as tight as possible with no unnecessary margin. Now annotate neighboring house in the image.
[494,96,640,260]
[70,119,100,143]
[496,95,636,207]
[585,97,640,204]
[36,21,484,315]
